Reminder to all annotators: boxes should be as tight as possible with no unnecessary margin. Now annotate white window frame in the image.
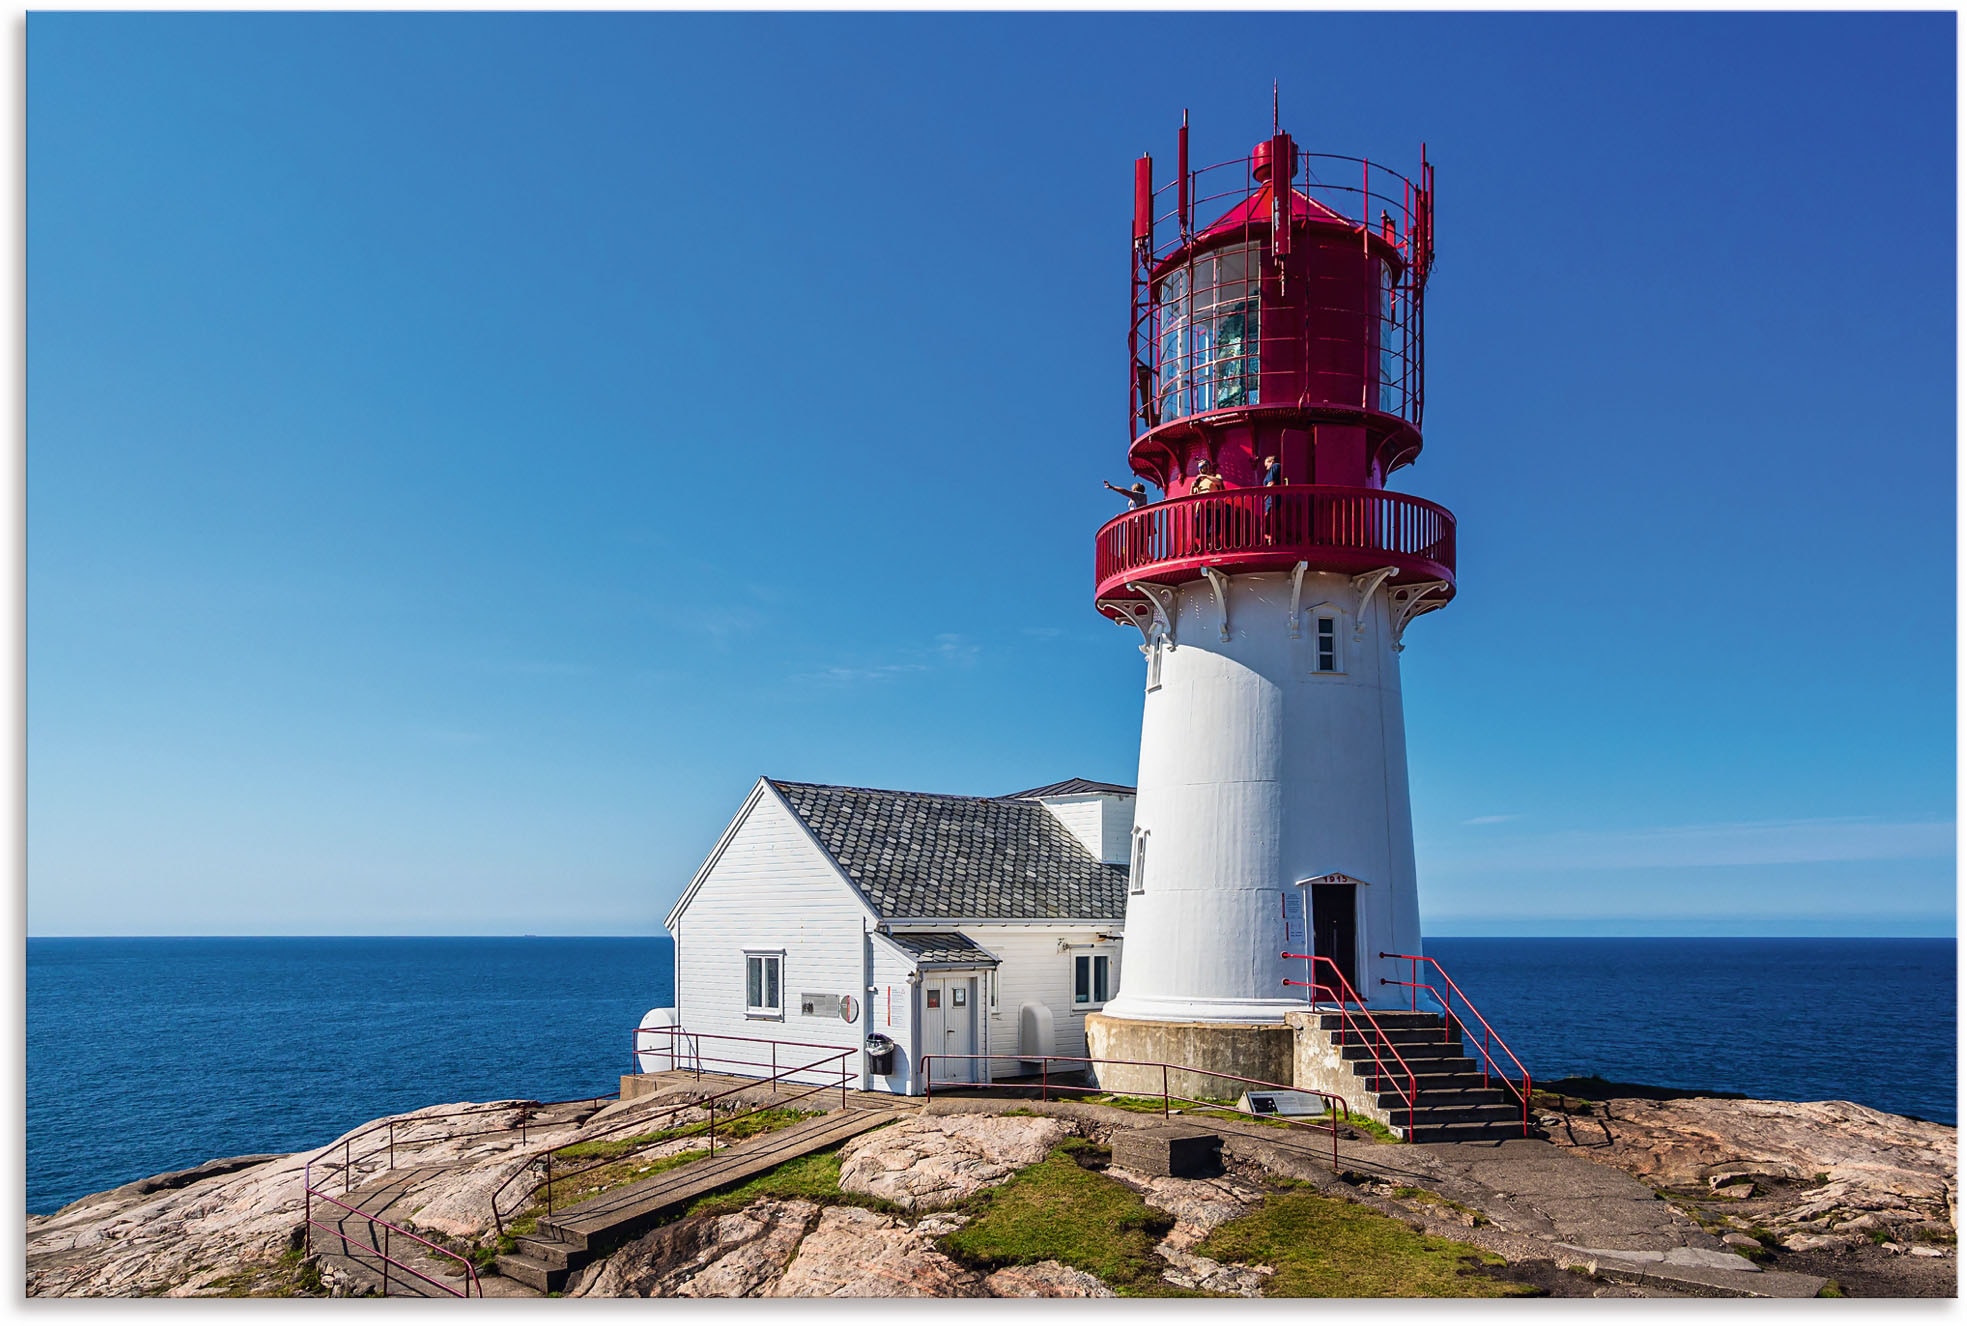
[1129,827,1150,895]
[1145,637,1164,692]
[1071,948,1118,1010]
[743,950,784,1020]
[1310,608,1345,674]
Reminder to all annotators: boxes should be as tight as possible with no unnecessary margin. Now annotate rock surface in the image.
[836,1113,1075,1212]
[1547,1095,1957,1252]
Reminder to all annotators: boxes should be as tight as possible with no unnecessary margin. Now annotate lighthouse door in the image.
[923,977,978,1083]
[1310,883,1359,1001]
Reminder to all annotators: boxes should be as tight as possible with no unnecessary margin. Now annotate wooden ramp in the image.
[495,1108,897,1293]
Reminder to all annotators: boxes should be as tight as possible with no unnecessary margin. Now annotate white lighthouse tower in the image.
[1087,120,1452,1087]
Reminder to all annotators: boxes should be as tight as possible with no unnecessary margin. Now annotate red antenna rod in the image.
[1177,109,1190,241]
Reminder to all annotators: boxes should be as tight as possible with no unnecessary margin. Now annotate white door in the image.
[924,976,977,1084]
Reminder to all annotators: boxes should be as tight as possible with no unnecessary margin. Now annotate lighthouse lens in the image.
[1154,242,1262,421]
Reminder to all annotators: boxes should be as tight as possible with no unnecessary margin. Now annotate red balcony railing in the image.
[1094,484,1455,603]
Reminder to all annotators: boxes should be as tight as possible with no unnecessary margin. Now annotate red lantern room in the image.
[1095,115,1455,615]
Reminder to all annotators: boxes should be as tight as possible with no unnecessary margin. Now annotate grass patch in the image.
[553,1106,815,1163]
[939,1141,1188,1296]
[1388,1186,1488,1226]
[203,1247,326,1298]
[1817,1279,1845,1298]
[1197,1189,1529,1297]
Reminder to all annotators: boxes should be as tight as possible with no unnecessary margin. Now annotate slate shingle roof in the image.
[880,931,1002,967]
[770,780,1128,921]
[1004,777,1137,800]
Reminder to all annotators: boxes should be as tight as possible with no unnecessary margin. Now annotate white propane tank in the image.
[1018,1001,1055,1071]
[635,1007,679,1074]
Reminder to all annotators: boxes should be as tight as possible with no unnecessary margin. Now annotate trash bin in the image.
[865,1033,897,1076]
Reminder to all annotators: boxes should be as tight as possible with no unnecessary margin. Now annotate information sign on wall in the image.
[801,992,842,1018]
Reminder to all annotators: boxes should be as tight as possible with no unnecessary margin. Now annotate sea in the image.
[26,935,1957,1216]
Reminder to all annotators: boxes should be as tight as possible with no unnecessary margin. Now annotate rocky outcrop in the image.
[769,1205,986,1297]
[1546,1095,1957,1252]
[568,1199,823,1297]
[836,1113,1075,1212]
[1106,1164,1272,1296]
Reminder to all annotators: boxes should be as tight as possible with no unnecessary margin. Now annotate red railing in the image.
[1094,484,1454,602]
[1380,952,1533,1137]
[303,1186,483,1298]
[302,1096,613,1296]
[490,1029,853,1235]
[922,1051,1349,1172]
[1279,953,1418,1139]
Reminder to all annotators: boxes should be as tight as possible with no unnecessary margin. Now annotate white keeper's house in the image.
[651,776,1135,1096]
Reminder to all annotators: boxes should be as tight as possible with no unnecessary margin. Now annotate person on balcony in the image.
[1104,479,1151,510]
[1262,454,1285,544]
[1191,458,1227,552]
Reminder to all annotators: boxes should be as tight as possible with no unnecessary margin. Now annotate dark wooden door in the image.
[1311,883,1358,1000]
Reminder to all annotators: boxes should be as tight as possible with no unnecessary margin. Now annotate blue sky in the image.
[27,12,1955,937]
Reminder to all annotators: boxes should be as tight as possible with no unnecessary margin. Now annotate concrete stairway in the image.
[1314,1010,1537,1143]
[494,1108,896,1293]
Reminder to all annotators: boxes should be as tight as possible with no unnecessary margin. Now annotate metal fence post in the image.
[387,1121,394,1171]
[545,1153,553,1216]
[1162,1065,1170,1118]
[343,1140,351,1195]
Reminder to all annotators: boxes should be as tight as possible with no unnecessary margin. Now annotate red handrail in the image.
[492,1029,853,1235]
[1093,484,1455,602]
[303,1184,483,1298]
[1280,953,1418,1138]
[922,1051,1349,1172]
[1380,951,1533,1137]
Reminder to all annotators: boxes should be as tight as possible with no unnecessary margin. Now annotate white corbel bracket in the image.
[1199,566,1232,642]
[1124,582,1181,650]
[1387,580,1450,652]
[1287,561,1309,638]
[1349,566,1399,640]
[1097,598,1158,649]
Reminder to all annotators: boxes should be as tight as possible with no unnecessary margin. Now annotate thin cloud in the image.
[1461,814,1521,826]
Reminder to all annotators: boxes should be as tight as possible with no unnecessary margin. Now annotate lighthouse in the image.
[1087,117,1453,1088]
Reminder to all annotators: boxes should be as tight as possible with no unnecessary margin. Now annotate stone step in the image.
[1407,1118,1538,1143]
[492,1251,568,1295]
[513,1234,579,1268]
[1340,1043,1474,1068]
[1371,1086,1510,1110]
[1405,1101,1525,1124]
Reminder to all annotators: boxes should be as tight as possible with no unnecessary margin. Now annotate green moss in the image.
[939,1144,1186,1296]
[1818,1279,1845,1298]
[1196,1189,1528,1297]
[203,1248,326,1298]
[1388,1186,1487,1225]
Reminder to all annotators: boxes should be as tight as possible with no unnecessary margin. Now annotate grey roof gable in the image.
[769,779,1128,921]
[1005,777,1137,800]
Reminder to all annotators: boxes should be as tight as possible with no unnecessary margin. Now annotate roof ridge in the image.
[767,777,1029,804]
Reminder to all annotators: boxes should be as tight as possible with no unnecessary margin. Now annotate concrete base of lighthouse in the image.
[1085,1012,1294,1099]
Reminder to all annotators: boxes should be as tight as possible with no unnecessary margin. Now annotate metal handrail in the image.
[1279,952,1418,1138]
[922,1050,1349,1172]
[303,1184,482,1298]
[303,1094,613,1195]
[1093,484,1455,601]
[1380,951,1533,1136]
[492,1030,853,1236]
[630,1024,864,1084]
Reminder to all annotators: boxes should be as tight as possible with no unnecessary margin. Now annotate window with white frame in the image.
[1313,614,1343,674]
[1073,950,1116,1008]
[744,952,783,1017]
[1145,638,1164,692]
[1129,828,1149,895]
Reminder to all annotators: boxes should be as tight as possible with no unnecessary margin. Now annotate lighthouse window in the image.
[1155,243,1262,421]
[1129,828,1149,895]
[1074,953,1113,1006]
[1315,616,1340,673]
[744,952,783,1018]
[1145,639,1163,691]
